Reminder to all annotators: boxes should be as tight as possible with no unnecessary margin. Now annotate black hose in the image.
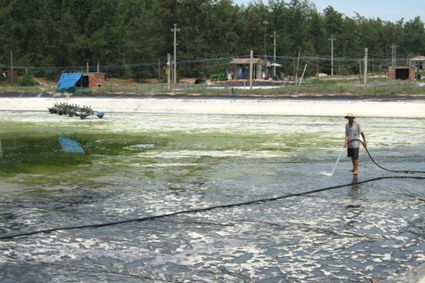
[1,142,424,240]
[349,138,425,174]
[1,175,424,240]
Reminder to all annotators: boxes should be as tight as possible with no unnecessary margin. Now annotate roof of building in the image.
[230,58,262,64]
[410,55,425,61]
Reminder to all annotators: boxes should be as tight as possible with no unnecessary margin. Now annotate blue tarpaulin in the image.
[56,73,83,93]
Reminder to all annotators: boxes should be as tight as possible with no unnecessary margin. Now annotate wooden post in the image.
[167,53,171,90]
[364,48,368,90]
[10,50,13,87]
[298,64,307,86]
[295,49,301,83]
[249,50,253,89]
[329,35,335,76]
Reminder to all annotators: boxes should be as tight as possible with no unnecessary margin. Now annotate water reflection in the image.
[0,132,167,180]
[58,136,84,153]
[350,175,359,191]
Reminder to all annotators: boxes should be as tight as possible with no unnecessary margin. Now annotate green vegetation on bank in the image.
[0,0,424,82]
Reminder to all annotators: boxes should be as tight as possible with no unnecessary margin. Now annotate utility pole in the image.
[329,35,335,76]
[391,43,398,66]
[270,31,279,77]
[171,24,180,84]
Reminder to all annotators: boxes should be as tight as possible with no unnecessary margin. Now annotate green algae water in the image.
[0,98,425,283]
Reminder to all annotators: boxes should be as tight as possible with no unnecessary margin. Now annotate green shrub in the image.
[210,73,226,81]
[17,72,37,86]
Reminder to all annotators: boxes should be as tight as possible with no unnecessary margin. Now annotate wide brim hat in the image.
[345,113,355,119]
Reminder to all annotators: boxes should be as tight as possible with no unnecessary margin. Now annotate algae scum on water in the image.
[0,124,295,187]
[0,131,169,183]
[0,107,424,283]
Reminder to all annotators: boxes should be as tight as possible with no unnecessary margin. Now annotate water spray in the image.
[321,147,345,176]
[321,139,425,176]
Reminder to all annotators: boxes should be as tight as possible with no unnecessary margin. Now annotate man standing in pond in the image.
[343,113,367,175]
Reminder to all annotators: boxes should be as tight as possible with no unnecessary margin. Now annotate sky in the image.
[232,0,424,23]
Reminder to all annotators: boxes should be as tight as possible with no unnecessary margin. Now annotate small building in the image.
[86,72,106,89]
[409,55,425,71]
[388,66,416,81]
[229,58,272,80]
[56,72,106,93]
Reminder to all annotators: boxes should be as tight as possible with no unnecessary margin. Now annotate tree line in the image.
[0,0,424,80]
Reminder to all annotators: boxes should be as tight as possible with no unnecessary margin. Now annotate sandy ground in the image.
[0,96,424,118]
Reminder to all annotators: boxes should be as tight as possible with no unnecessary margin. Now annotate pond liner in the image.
[1,175,424,241]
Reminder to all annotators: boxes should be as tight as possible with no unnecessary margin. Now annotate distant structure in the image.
[229,58,276,80]
[56,72,106,93]
[388,66,415,81]
[409,55,425,71]
[388,55,424,81]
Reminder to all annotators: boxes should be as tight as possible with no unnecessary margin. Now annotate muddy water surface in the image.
[0,98,424,282]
